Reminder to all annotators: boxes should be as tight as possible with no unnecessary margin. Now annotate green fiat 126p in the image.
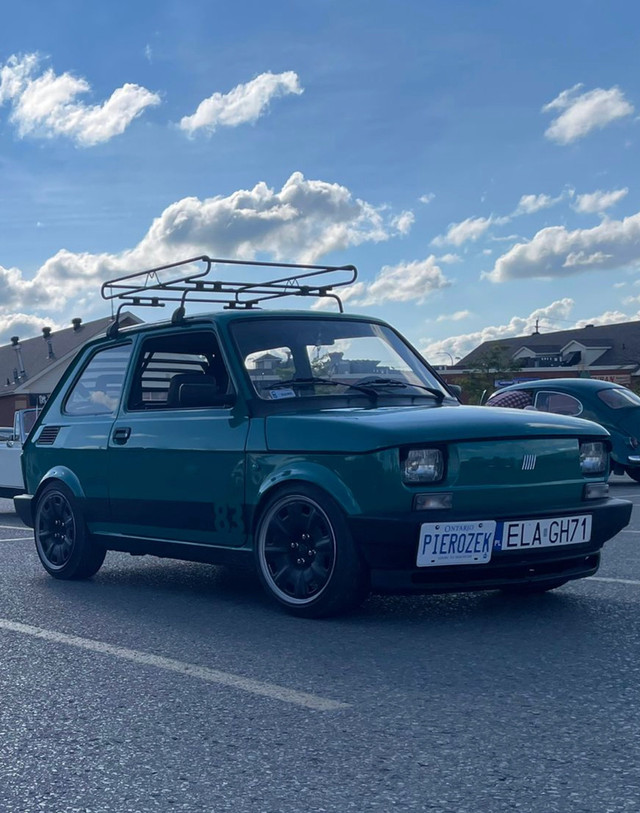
[14,258,632,617]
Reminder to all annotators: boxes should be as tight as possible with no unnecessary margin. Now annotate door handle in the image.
[112,426,131,444]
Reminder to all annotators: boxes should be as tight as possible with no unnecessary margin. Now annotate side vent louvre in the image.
[36,426,61,445]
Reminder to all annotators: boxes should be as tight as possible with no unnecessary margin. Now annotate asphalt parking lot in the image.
[1,479,640,813]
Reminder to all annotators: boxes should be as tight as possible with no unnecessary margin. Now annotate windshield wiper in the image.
[352,377,446,402]
[266,377,378,399]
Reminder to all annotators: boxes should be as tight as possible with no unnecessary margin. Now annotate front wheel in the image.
[625,466,640,483]
[34,482,106,579]
[500,578,568,595]
[254,485,369,618]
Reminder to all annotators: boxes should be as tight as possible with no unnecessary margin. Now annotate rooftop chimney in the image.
[72,317,82,331]
[11,337,27,381]
[42,326,55,359]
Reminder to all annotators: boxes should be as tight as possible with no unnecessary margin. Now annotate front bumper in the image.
[348,497,632,594]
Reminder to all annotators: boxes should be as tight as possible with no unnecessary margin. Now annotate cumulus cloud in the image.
[421,299,576,361]
[512,193,563,216]
[436,310,471,323]
[0,53,160,146]
[336,257,450,307]
[419,193,435,204]
[431,216,493,247]
[0,313,63,347]
[573,188,629,214]
[179,71,303,136]
[485,209,640,282]
[0,172,410,324]
[542,84,634,145]
[391,210,415,235]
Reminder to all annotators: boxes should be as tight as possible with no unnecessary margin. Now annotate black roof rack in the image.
[102,255,358,337]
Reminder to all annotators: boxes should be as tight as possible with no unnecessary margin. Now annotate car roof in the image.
[496,378,625,394]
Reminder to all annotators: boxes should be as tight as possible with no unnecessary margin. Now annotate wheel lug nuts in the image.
[296,558,303,565]
[290,542,297,549]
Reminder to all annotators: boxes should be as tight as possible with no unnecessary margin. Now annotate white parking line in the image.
[0,536,32,543]
[589,576,640,587]
[0,524,27,530]
[0,618,349,711]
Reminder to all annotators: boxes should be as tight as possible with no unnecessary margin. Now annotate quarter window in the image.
[534,391,583,417]
[64,344,132,416]
[128,331,231,410]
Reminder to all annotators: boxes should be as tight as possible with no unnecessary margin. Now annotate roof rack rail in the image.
[102,255,358,337]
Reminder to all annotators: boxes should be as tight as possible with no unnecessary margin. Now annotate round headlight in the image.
[402,449,444,483]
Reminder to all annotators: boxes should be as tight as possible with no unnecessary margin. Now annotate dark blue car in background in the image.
[486,378,640,481]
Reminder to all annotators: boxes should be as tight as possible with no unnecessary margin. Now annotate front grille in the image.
[36,426,61,445]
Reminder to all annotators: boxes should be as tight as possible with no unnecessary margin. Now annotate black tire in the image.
[500,578,568,595]
[34,482,106,580]
[254,484,369,618]
[625,466,640,483]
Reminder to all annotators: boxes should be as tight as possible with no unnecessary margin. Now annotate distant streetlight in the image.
[438,352,455,367]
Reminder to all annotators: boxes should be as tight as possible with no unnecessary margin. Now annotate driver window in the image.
[64,344,132,416]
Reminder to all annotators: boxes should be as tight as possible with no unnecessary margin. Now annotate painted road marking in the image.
[0,536,33,542]
[588,576,640,586]
[0,524,29,530]
[0,618,349,712]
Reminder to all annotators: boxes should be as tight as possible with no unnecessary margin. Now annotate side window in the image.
[534,391,583,417]
[64,344,133,416]
[128,331,232,410]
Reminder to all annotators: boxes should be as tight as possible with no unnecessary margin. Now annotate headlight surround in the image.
[579,441,608,476]
[402,448,445,484]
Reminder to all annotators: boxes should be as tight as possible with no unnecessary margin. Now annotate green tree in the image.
[458,346,522,405]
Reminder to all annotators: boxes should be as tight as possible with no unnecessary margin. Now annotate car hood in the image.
[264,404,609,453]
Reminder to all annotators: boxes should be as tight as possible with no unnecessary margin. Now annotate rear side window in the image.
[534,391,583,417]
[128,331,231,410]
[597,388,640,409]
[64,344,133,416]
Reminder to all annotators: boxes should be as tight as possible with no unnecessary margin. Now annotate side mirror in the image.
[447,384,462,399]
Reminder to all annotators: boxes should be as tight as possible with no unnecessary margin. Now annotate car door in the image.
[105,327,249,547]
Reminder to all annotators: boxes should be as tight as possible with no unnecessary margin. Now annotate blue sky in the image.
[1,0,639,363]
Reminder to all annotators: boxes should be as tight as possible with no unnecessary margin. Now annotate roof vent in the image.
[10,336,19,347]
[72,317,82,331]
[42,326,55,359]
[583,324,594,328]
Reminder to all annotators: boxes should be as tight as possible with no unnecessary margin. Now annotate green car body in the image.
[15,310,632,616]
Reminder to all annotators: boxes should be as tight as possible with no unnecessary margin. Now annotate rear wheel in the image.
[500,578,568,595]
[625,466,640,483]
[34,482,106,579]
[255,484,369,618]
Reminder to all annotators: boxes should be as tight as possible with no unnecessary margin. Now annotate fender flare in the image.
[255,461,361,519]
[34,466,86,502]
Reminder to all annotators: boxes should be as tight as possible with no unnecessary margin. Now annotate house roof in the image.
[457,320,640,370]
[0,313,141,396]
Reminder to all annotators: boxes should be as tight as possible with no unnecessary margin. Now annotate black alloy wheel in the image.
[255,484,369,618]
[34,482,106,579]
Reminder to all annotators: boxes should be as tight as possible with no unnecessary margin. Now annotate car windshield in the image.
[597,387,640,410]
[231,317,448,401]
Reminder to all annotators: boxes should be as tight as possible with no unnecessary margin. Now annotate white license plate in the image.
[417,514,592,567]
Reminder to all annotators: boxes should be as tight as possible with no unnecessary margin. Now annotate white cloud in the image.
[0,314,63,347]
[542,84,634,145]
[513,193,562,216]
[436,310,471,323]
[573,188,629,214]
[0,172,410,322]
[179,71,303,136]
[419,193,435,204]
[431,216,493,247]
[391,210,415,235]
[421,299,576,360]
[437,253,462,264]
[0,53,160,146]
[485,209,640,282]
[338,257,451,307]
